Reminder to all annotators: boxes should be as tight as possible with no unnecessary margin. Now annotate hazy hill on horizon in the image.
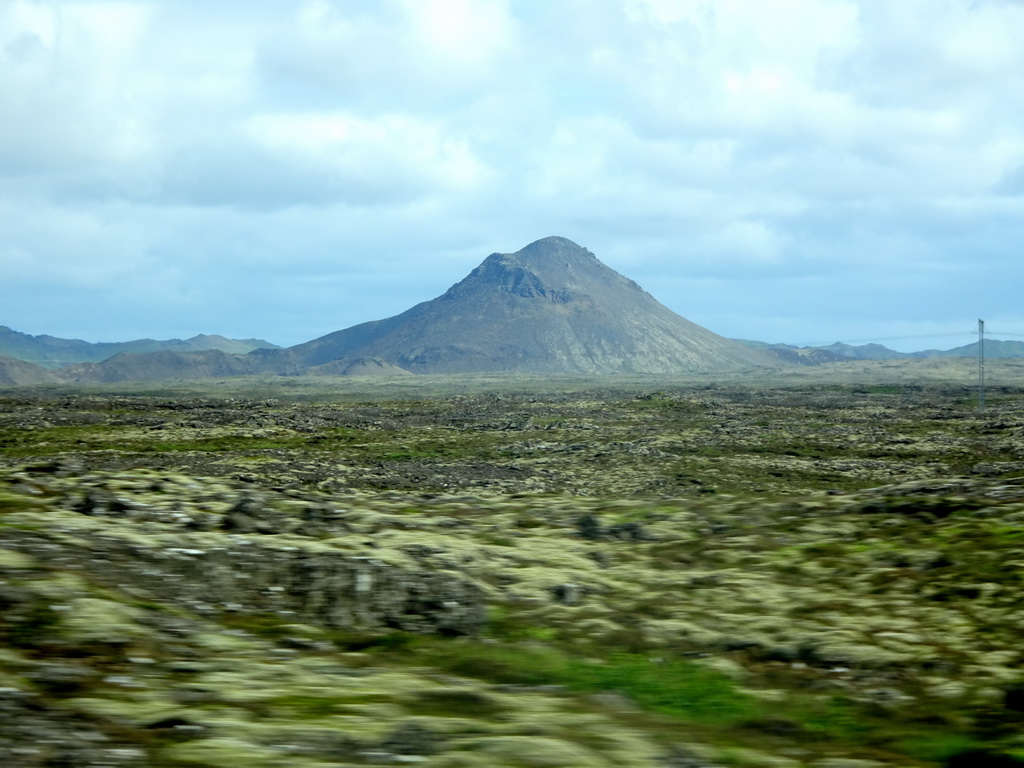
[0,355,64,386]
[737,338,1024,361]
[0,326,280,368]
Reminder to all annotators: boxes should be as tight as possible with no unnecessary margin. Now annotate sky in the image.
[2,0,1024,352]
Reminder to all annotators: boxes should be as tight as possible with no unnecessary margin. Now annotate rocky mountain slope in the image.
[280,237,775,375]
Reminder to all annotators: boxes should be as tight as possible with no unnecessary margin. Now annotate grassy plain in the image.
[1,358,1023,767]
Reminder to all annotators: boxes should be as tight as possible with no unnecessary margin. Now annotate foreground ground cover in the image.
[1,369,1023,766]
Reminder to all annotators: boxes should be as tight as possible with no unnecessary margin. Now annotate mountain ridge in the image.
[736,338,1024,361]
[0,326,280,368]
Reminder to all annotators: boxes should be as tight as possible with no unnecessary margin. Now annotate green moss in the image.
[328,630,416,653]
[4,383,1024,766]
[0,548,37,569]
[0,491,52,514]
[408,687,504,718]
[563,654,756,725]
[61,597,149,645]
[411,641,570,686]
[263,693,350,718]
[405,641,755,726]
[480,534,516,547]
[785,695,877,743]
[896,731,983,762]
[457,735,605,767]
[0,424,126,456]
[161,737,297,767]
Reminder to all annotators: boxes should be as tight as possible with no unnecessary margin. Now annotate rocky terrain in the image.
[2,370,1024,766]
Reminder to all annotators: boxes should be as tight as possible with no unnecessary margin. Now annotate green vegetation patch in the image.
[390,639,756,727]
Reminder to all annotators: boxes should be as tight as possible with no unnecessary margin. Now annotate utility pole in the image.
[978,318,985,411]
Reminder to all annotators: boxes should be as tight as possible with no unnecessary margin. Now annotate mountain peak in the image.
[446,236,625,305]
[514,235,595,259]
[484,236,597,272]
[288,237,777,374]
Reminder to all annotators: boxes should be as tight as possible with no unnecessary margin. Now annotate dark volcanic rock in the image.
[4,524,485,637]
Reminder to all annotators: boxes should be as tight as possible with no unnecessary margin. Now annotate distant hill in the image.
[309,357,414,376]
[820,342,909,360]
[764,346,846,366]
[910,339,1024,359]
[0,326,280,368]
[272,236,776,375]
[58,350,266,384]
[736,338,1024,361]
[0,355,63,386]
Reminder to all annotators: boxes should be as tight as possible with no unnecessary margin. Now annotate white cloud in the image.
[246,112,491,197]
[398,0,516,73]
[1,0,1024,347]
[255,0,520,113]
[0,1,150,175]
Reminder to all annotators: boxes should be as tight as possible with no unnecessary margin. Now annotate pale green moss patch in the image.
[162,737,324,768]
[457,735,608,767]
[0,548,36,569]
[61,597,149,645]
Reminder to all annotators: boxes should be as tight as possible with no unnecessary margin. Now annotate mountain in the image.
[911,339,1024,359]
[278,236,775,375]
[309,357,414,376]
[0,355,63,386]
[59,350,266,384]
[737,339,1024,361]
[820,342,909,360]
[817,340,1024,360]
[3,237,777,384]
[763,345,846,365]
[0,326,280,368]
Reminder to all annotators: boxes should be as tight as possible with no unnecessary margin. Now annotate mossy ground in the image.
[1,368,1024,766]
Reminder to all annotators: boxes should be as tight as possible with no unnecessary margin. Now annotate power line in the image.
[978,319,985,411]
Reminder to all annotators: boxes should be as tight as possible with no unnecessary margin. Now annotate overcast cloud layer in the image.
[2,0,1023,352]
